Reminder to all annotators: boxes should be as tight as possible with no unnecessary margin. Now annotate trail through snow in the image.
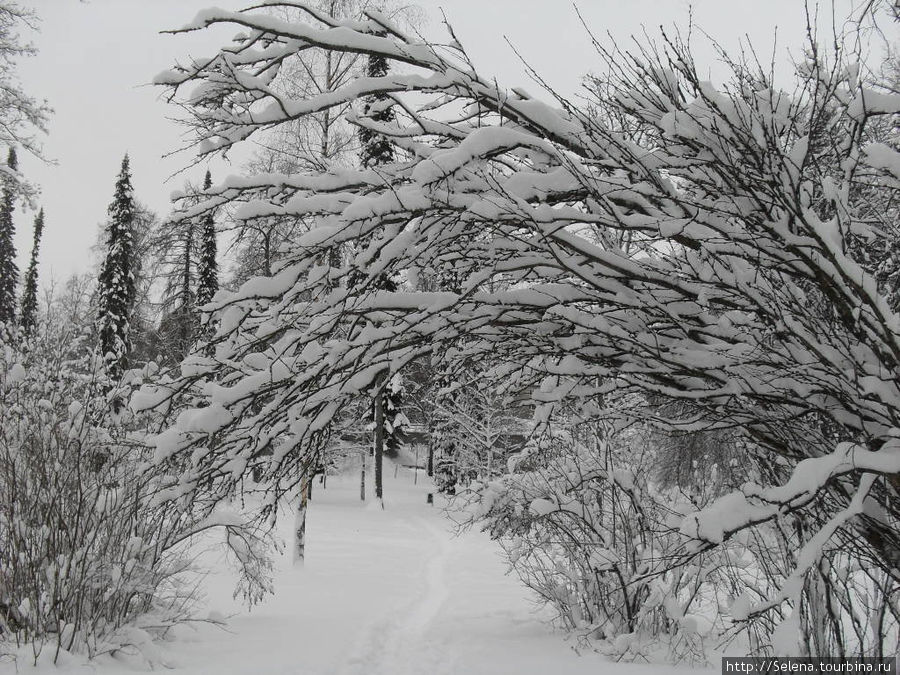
[18,465,701,675]
[338,514,454,675]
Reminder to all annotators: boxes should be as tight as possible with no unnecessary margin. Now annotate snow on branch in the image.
[681,442,900,546]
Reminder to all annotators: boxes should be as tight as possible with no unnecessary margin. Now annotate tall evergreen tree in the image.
[0,147,18,326]
[196,169,218,308]
[96,154,136,378]
[19,207,43,334]
[358,43,403,503]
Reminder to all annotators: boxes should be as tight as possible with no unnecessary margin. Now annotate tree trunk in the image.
[294,473,310,565]
[360,449,366,501]
[374,388,385,506]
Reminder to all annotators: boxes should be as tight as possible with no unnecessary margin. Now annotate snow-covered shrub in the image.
[0,314,272,664]
[466,418,741,663]
[469,403,900,660]
[709,487,900,658]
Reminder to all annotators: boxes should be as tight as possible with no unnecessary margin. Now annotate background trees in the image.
[155,193,197,365]
[154,171,220,365]
[225,0,369,287]
[0,2,50,331]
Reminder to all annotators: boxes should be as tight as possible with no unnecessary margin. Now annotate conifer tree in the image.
[383,374,406,458]
[96,155,136,378]
[358,43,402,502]
[359,48,395,169]
[19,207,43,334]
[0,147,18,326]
[196,169,218,308]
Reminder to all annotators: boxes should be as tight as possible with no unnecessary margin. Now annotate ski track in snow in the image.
[338,514,455,675]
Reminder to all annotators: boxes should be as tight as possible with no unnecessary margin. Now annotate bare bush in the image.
[0,307,273,665]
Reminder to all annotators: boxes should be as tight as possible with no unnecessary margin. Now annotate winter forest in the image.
[1,0,900,672]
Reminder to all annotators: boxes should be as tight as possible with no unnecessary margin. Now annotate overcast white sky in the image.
[13,0,882,284]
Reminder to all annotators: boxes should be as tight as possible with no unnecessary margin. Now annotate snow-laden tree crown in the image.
[144,1,900,644]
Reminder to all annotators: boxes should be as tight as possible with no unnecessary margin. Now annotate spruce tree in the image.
[383,374,406,458]
[19,207,43,334]
[96,155,136,378]
[358,45,403,502]
[0,147,18,326]
[196,170,218,308]
[359,48,395,169]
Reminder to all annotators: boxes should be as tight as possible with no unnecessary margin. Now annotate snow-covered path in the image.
[29,466,697,675]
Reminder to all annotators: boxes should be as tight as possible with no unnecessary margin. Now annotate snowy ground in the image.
[15,465,706,674]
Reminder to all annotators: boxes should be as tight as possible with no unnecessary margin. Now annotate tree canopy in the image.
[146,2,900,644]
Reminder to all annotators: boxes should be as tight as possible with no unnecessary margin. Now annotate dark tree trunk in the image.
[374,388,384,505]
[360,450,366,501]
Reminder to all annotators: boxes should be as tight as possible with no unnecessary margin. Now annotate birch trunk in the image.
[293,473,310,565]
